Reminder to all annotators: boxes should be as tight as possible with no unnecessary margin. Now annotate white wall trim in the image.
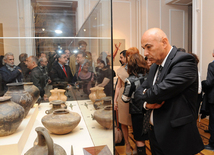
[169,9,185,47]
[200,0,203,73]
[16,0,21,55]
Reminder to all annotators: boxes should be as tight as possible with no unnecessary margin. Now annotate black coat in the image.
[28,66,45,98]
[202,61,214,104]
[50,61,73,84]
[134,46,204,155]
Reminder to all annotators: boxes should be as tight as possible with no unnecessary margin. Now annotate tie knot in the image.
[63,65,65,68]
[159,65,163,71]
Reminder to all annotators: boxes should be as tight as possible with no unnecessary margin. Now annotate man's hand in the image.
[146,101,165,109]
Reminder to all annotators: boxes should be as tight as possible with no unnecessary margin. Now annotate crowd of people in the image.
[0,40,114,101]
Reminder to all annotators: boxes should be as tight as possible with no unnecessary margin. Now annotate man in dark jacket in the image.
[134,28,204,155]
[18,53,30,81]
[0,52,22,93]
[50,51,73,87]
[202,51,214,151]
[26,56,45,99]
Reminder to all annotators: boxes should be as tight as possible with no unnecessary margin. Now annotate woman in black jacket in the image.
[122,53,149,155]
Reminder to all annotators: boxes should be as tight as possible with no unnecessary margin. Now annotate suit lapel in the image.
[57,63,66,78]
[149,64,159,86]
[159,46,177,82]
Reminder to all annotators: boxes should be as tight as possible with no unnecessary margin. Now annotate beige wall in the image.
[113,0,188,54]
[192,0,214,80]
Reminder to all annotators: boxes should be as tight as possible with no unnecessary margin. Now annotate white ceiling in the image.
[166,0,192,5]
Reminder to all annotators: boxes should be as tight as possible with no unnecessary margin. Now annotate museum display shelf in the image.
[20,100,113,155]
[0,105,39,155]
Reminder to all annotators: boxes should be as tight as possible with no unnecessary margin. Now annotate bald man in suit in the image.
[134,28,204,155]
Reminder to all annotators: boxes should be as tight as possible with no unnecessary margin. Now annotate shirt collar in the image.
[58,62,64,69]
[161,46,173,67]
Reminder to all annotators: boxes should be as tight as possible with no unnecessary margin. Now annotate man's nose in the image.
[144,50,148,56]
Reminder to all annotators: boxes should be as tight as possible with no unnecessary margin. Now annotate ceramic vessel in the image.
[0,96,25,136]
[89,87,97,102]
[4,83,33,117]
[42,109,81,134]
[57,89,67,102]
[48,88,59,102]
[93,105,113,129]
[96,87,106,99]
[24,127,67,155]
[23,82,40,105]
[45,100,67,114]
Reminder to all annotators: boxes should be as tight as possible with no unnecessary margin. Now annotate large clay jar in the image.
[89,87,97,102]
[57,89,67,102]
[0,96,25,136]
[4,83,33,117]
[96,87,106,99]
[42,109,81,135]
[93,105,113,129]
[49,88,59,102]
[45,100,67,114]
[23,82,40,105]
[24,127,67,155]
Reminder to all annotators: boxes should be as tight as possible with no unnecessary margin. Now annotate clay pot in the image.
[96,87,106,99]
[89,87,97,102]
[58,89,67,102]
[24,127,67,155]
[45,100,67,114]
[42,109,81,134]
[93,105,113,129]
[49,88,59,102]
[4,83,33,117]
[23,82,40,105]
[0,96,25,136]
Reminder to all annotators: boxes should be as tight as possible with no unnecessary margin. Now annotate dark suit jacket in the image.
[134,46,204,155]
[50,61,73,84]
[202,61,214,104]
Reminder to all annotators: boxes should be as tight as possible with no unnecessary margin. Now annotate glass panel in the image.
[0,0,112,154]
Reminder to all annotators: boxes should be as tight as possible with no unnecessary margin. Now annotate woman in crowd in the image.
[114,47,139,155]
[122,53,149,155]
[96,52,113,96]
[72,60,94,95]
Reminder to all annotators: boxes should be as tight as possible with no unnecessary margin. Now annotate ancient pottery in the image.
[4,83,33,117]
[23,82,40,105]
[24,127,67,155]
[96,87,106,99]
[0,96,25,136]
[49,88,67,102]
[93,105,113,129]
[45,100,67,114]
[57,89,67,102]
[42,109,81,135]
[49,88,59,102]
[89,87,97,102]
[89,87,106,103]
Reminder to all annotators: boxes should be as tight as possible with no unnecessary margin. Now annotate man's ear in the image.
[162,37,168,48]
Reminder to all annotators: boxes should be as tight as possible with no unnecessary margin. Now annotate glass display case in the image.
[0,0,113,154]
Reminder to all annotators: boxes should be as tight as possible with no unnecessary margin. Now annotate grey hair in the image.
[30,56,38,65]
[38,56,47,63]
[3,52,14,65]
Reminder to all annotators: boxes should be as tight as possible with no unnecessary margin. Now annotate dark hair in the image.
[19,53,28,62]
[191,53,199,64]
[77,51,86,58]
[127,53,149,77]
[120,50,126,57]
[177,48,186,53]
[78,40,87,46]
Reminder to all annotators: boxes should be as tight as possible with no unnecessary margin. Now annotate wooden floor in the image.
[115,118,214,155]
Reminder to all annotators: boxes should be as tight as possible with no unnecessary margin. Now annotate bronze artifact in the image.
[23,82,40,105]
[45,100,67,114]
